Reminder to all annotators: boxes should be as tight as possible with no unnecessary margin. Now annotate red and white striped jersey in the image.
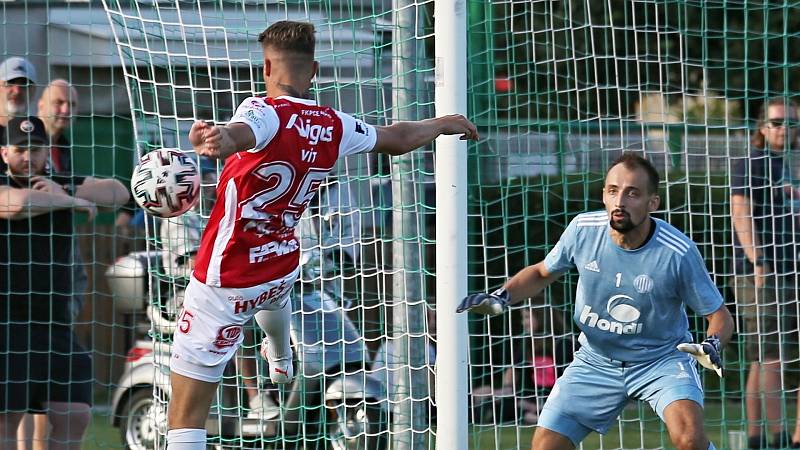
[192,96,376,288]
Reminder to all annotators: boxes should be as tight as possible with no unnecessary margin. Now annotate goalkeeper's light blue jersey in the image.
[544,211,723,362]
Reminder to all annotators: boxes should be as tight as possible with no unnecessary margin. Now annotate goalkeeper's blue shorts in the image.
[537,346,704,446]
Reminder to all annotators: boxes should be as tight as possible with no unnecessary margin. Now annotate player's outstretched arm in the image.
[677,305,734,377]
[457,261,562,316]
[189,121,256,160]
[373,114,479,156]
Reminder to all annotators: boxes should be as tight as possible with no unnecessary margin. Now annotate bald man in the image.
[38,79,78,173]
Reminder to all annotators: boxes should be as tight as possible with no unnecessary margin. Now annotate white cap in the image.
[0,57,36,83]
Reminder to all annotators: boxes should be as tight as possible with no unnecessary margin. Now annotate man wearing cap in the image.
[0,117,129,449]
[0,57,37,129]
[18,79,85,450]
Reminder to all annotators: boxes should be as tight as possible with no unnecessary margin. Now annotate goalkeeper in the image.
[458,153,734,450]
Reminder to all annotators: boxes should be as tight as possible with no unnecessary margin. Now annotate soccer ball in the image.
[131,148,201,218]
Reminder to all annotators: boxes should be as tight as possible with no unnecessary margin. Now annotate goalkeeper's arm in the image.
[703,305,734,348]
[456,261,562,316]
[677,305,734,377]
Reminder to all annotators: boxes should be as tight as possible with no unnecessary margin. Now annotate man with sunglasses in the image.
[731,97,800,449]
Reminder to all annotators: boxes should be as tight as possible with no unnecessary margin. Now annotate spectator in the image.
[0,57,36,131]
[16,79,85,450]
[0,116,129,449]
[731,97,800,449]
[372,307,438,384]
[38,79,78,173]
[470,306,570,425]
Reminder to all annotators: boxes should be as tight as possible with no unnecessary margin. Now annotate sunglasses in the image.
[767,118,799,128]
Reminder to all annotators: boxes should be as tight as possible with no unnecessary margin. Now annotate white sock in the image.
[167,428,206,450]
[254,300,292,362]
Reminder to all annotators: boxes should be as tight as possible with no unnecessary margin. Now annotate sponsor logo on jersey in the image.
[300,109,331,118]
[233,280,292,314]
[213,324,243,348]
[245,110,264,129]
[249,238,300,263]
[579,294,643,335]
[355,120,368,135]
[633,274,654,294]
[286,113,334,145]
[584,260,600,272]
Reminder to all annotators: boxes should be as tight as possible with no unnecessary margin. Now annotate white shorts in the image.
[169,268,299,382]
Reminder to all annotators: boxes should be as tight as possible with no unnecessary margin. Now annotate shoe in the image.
[748,434,766,450]
[773,431,792,449]
[247,391,280,420]
[260,338,294,384]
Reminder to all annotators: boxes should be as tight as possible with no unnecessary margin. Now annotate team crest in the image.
[633,274,654,294]
[19,120,34,133]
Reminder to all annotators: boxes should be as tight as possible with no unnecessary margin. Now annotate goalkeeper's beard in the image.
[609,210,645,233]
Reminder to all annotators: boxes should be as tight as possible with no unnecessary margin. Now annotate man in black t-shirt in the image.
[730,98,800,449]
[0,117,129,447]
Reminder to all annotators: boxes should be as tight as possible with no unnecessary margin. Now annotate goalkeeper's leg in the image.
[663,399,716,450]
[531,427,576,450]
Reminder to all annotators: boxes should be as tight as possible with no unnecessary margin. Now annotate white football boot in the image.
[260,338,294,384]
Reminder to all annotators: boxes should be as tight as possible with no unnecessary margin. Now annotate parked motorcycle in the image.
[106,249,389,450]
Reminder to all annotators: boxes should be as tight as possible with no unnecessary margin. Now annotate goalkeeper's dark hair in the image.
[606,152,659,194]
[258,21,315,56]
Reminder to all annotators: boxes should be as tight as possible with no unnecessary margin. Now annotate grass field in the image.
[80,399,793,450]
[470,401,756,450]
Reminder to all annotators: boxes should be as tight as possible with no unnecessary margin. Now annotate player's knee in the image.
[531,427,576,450]
[672,431,707,450]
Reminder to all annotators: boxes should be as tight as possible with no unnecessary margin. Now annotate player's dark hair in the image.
[606,152,660,194]
[258,21,315,56]
[751,97,800,150]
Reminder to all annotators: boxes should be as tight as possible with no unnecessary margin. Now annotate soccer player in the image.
[166,20,478,449]
[457,153,734,450]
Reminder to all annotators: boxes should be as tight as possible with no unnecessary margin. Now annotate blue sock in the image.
[708,442,716,450]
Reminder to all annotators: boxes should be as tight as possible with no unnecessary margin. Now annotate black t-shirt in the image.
[731,149,796,274]
[0,172,85,324]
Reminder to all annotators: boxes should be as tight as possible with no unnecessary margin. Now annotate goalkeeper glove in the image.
[456,288,510,316]
[677,335,723,378]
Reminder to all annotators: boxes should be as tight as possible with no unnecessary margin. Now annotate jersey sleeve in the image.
[229,97,280,152]
[678,244,724,316]
[335,110,377,157]
[543,219,578,274]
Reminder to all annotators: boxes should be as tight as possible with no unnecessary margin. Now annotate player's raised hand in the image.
[189,120,223,158]
[437,114,480,141]
[677,335,723,377]
[456,288,509,316]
